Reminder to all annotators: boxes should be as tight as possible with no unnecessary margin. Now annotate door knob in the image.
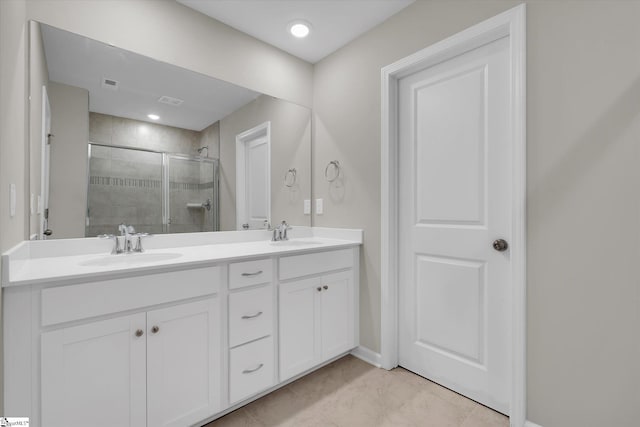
[492,239,509,252]
[43,229,53,236]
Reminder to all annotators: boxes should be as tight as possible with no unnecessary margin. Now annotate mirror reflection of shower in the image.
[86,143,219,236]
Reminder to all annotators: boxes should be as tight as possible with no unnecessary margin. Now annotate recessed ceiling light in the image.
[147,114,160,121]
[288,20,311,38]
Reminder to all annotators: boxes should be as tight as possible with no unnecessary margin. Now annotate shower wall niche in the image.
[86,144,218,236]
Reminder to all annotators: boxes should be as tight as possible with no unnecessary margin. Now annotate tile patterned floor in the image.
[204,355,509,427]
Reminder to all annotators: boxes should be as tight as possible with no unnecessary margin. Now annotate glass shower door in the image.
[86,144,164,237]
[166,155,218,234]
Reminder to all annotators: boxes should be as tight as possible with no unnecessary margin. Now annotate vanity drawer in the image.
[279,248,353,280]
[229,258,272,289]
[229,336,275,404]
[229,285,273,347]
[41,266,221,326]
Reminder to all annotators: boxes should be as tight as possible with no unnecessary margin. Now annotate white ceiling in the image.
[41,24,261,131]
[177,0,415,63]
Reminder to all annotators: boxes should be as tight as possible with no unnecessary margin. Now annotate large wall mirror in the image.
[28,22,311,240]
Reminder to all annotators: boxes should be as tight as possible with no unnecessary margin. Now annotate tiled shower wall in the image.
[90,112,203,155]
[86,113,218,236]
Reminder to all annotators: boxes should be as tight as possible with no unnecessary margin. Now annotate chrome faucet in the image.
[99,224,150,254]
[119,223,136,253]
[272,220,292,241]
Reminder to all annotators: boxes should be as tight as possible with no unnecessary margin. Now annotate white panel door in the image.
[236,122,271,230]
[146,298,221,427]
[246,137,270,228]
[279,277,321,381]
[398,36,511,414]
[41,313,147,427]
[320,271,354,360]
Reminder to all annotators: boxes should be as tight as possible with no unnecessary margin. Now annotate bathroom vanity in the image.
[2,227,361,427]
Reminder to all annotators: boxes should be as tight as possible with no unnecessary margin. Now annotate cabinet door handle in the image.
[242,363,264,374]
[135,329,144,337]
[323,285,328,290]
[241,270,263,277]
[316,287,322,292]
[241,311,263,320]
[151,326,160,334]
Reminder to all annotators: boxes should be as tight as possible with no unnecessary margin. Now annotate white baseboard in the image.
[524,421,543,427]
[351,346,382,368]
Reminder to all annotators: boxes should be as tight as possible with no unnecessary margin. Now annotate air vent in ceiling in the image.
[101,77,119,91]
[158,95,184,107]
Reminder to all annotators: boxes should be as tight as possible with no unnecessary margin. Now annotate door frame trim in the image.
[380,4,526,425]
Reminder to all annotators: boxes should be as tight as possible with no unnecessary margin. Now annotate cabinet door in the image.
[321,271,355,360]
[279,277,321,381]
[146,297,221,427]
[41,313,147,427]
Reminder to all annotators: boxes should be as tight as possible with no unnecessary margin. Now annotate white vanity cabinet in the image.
[38,267,222,427]
[278,249,357,381]
[2,233,362,427]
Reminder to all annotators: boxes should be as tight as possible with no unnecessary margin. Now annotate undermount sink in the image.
[269,239,324,247]
[79,252,183,267]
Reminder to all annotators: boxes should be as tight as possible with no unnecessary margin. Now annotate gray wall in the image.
[312,1,640,426]
[0,0,28,414]
[48,82,89,239]
[219,95,311,231]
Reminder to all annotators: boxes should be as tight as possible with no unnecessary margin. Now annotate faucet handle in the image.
[279,220,292,240]
[133,232,151,253]
[98,234,122,254]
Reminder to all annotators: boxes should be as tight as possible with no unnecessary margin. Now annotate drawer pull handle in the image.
[241,311,263,320]
[241,270,263,277]
[242,363,264,374]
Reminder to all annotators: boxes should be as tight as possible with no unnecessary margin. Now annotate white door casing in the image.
[236,121,271,230]
[40,85,51,239]
[398,36,510,413]
[381,4,526,425]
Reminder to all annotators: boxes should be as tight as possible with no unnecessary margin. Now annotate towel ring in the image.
[325,160,341,182]
[284,168,297,187]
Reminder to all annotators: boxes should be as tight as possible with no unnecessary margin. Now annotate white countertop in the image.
[2,227,362,288]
